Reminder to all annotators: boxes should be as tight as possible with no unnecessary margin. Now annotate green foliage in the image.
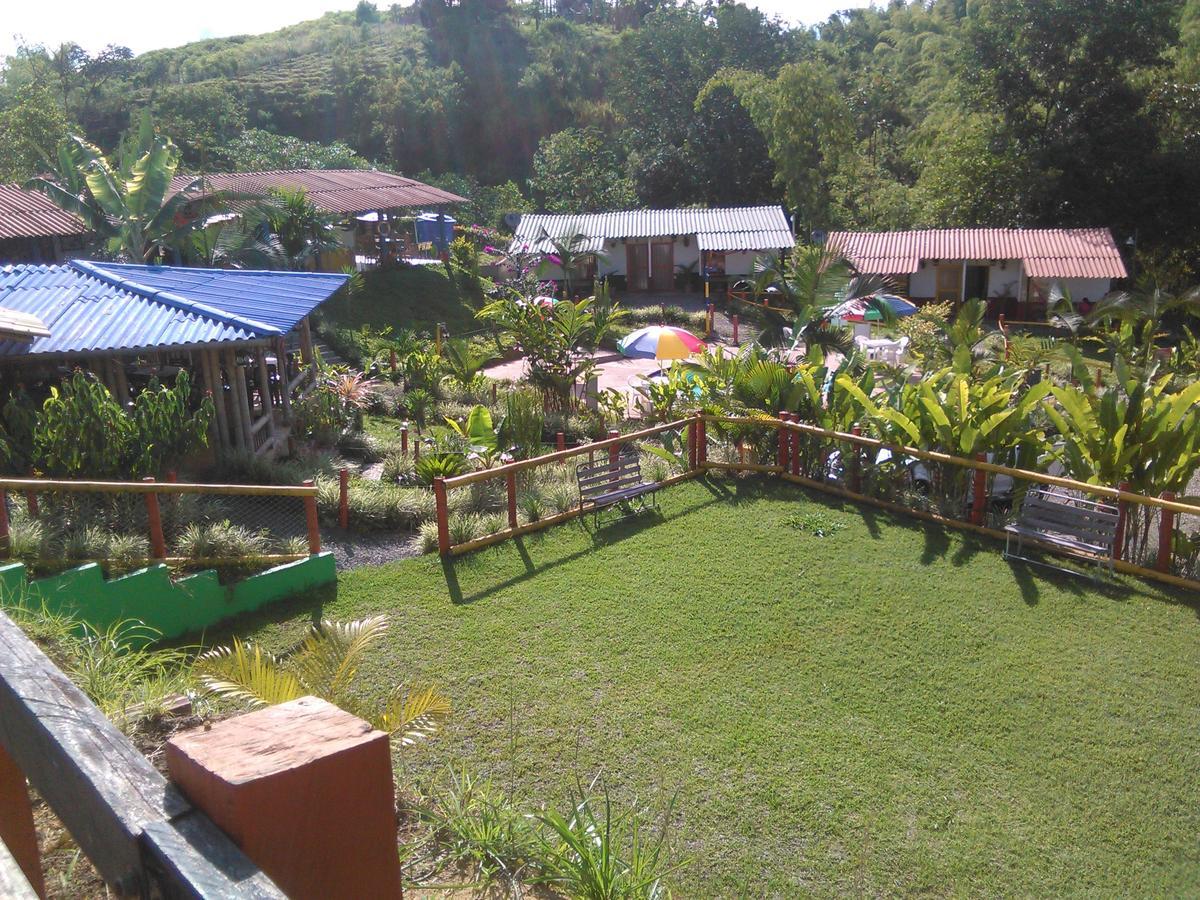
[415,170,529,230]
[498,388,547,458]
[532,127,638,213]
[149,82,247,168]
[415,450,469,485]
[221,128,370,171]
[440,338,494,390]
[0,83,73,183]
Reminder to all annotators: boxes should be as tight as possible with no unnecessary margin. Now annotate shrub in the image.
[400,387,438,431]
[380,450,417,485]
[416,519,441,553]
[172,521,271,560]
[519,491,546,524]
[415,451,469,486]
[317,478,436,531]
[448,512,486,546]
[8,515,51,561]
[499,388,546,457]
[547,482,578,515]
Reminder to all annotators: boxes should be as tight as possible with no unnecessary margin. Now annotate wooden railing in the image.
[0,608,284,897]
[433,412,1200,593]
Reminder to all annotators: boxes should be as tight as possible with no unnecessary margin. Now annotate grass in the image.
[237,477,1200,896]
[318,265,484,336]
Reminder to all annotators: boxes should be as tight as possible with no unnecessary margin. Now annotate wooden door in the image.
[936,264,962,303]
[626,243,649,291]
[650,242,674,292]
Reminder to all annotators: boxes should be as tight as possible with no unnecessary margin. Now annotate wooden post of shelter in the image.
[275,337,293,424]
[256,348,273,417]
[202,350,230,452]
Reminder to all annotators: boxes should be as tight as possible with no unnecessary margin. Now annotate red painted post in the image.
[1156,491,1176,572]
[491,382,498,404]
[0,489,9,558]
[303,479,321,555]
[607,428,621,474]
[166,469,178,483]
[777,413,789,470]
[506,471,518,529]
[433,477,451,555]
[732,314,739,345]
[849,425,862,493]
[556,431,566,453]
[971,453,988,525]
[338,468,350,529]
[143,476,167,560]
[0,743,45,898]
[1113,480,1131,561]
[400,426,409,457]
[688,417,698,470]
[413,440,421,463]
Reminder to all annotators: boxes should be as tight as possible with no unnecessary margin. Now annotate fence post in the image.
[777,413,789,471]
[434,477,451,555]
[506,471,518,530]
[303,479,321,555]
[731,314,739,345]
[23,472,37,519]
[338,468,350,529]
[0,743,45,898]
[688,416,698,471]
[849,425,863,494]
[698,418,707,466]
[1156,491,1176,572]
[400,426,408,457]
[1113,481,1131,561]
[389,349,397,376]
[435,322,444,355]
[971,453,988,525]
[607,429,621,472]
[556,431,566,453]
[0,490,8,559]
[790,418,801,477]
[143,477,167,560]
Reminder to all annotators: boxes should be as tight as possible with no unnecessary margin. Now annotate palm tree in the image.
[266,188,341,270]
[1086,277,1200,367]
[27,115,215,262]
[537,229,609,299]
[751,245,897,361]
[196,615,450,745]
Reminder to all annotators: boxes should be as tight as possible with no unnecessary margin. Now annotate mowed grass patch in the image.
[243,478,1200,896]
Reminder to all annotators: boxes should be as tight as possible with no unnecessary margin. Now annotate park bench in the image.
[1003,487,1120,579]
[576,450,660,525]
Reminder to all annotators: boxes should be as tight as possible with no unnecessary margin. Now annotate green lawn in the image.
[243,478,1200,896]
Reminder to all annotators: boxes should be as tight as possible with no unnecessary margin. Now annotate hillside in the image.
[1,0,1199,277]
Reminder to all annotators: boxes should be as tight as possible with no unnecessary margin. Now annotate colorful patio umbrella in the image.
[828,294,918,322]
[618,325,706,361]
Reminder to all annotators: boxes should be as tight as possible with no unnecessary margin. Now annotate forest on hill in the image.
[1,0,1199,280]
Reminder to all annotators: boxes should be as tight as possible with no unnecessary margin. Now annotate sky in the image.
[0,1,876,59]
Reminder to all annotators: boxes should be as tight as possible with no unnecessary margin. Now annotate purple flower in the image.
[484,245,497,253]
[546,254,563,265]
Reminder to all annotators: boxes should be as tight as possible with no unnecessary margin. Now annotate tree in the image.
[531,127,636,212]
[0,84,73,183]
[27,116,214,262]
[222,129,371,172]
[149,83,248,169]
[265,188,342,269]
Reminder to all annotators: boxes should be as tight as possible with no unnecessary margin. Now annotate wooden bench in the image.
[576,450,660,525]
[1003,487,1119,579]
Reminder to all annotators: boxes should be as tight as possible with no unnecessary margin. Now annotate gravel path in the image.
[322,529,423,569]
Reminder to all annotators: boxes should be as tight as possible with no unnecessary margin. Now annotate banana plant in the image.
[197,615,450,745]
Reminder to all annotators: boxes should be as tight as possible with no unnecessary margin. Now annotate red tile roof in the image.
[171,169,466,216]
[0,184,88,241]
[827,228,1127,279]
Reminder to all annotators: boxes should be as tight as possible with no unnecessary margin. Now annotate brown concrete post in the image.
[143,477,167,560]
[1157,491,1176,572]
[434,477,451,555]
[731,314,739,345]
[1113,481,1131,561]
[303,479,321,555]
[556,431,566,453]
[338,468,350,529]
[607,429,621,471]
[971,453,988,525]
[166,696,404,900]
[0,743,45,898]
[506,471,518,529]
[688,415,698,470]
[400,426,409,457]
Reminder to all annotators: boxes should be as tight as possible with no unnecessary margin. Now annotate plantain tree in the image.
[197,615,451,746]
[27,114,217,262]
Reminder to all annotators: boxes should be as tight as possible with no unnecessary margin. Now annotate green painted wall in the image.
[0,553,336,640]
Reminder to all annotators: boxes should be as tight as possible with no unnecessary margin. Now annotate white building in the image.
[828,228,1128,319]
[511,206,793,293]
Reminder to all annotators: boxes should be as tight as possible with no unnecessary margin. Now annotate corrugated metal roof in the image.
[0,184,88,241]
[0,261,348,359]
[172,169,467,216]
[0,306,50,342]
[511,207,793,253]
[827,228,1127,279]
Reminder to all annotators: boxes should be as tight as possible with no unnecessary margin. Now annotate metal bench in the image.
[1003,487,1119,579]
[576,450,660,525]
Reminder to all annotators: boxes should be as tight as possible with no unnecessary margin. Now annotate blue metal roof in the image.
[0,261,348,358]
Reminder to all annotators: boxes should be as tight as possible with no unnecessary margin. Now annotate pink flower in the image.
[546,254,563,265]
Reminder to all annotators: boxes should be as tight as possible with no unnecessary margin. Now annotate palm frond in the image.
[372,684,452,745]
[195,637,303,707]
[294,615,391,698]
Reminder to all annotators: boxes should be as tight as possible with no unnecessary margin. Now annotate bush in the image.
[380,450,417,485]
[172,521,272,560]
[415,451,469,486]
[448,512,486,546]
[317,478,436,531]
[499,388,545,457]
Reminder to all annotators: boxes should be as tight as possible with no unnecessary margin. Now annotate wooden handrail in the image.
[703,415,1200,518]
[0,610,283,897]
[442,418,693,488]
[0,477,316,498]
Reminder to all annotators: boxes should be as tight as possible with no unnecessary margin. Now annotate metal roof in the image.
[171,169,467,216]
[0,306,50,342]
[0,184,88,241]
[0,261,348,359]
[827,228,1127,279]
[512,207,793,253]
